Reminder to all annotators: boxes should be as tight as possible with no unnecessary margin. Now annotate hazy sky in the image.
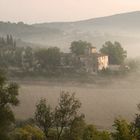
[0,0,140,23]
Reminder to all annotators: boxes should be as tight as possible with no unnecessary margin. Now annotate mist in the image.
[1,2,140,139]
[12,71,140,130]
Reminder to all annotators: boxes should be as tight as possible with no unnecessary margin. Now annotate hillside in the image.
[0,11,140,56]
[34,11,140,31]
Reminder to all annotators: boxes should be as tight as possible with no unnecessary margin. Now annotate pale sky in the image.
[0,0,140,24]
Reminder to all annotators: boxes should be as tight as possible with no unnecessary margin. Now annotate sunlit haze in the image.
[0,0,140,23]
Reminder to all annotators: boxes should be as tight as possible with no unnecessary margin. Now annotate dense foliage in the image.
[0,35,61,76]
[100,41,127,65]
[35,99,53,138]
[11,125,45,140]
[70,40,92,55]
[0,70,19,140]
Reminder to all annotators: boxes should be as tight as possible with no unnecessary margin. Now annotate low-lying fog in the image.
[13,73,140,130]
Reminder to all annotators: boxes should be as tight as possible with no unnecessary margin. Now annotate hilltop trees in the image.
[100,41,127,65]
[6,34,16,47]
[70,40,92,55]
[0,34,18,68]
[0,34,16,48]
[21,47,35,72]
[0,35,62,75]
[34,47,61,73]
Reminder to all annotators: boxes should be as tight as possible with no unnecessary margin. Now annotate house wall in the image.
[97,55,108,70]
[60,49,109,73]
[91,48,97,53]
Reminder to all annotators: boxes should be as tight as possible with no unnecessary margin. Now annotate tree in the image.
[9,35,14,47]
[0,70,19,140]
[22,47,35,72]
[34,48,48,72]
[70,40,92,55]
[0,35,17,68]
[14,47,24,68]
[112,118,134,140]
[45,47,61,70]
[83,125,100,140]
[35,47,61,73]
[54,91,82,140]
[99,131,111,140]
[131,104,140,140]
[0,37,6,48]
[11,125,45,140]
[62,115,86,140]
[126,59,139,72]
[6,34,15,47]
[100,41,127,65]
[83,125,111,140]
[34,99,53,139]
[6,34,10,45]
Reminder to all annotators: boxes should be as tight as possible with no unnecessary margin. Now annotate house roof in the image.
[92,52,108,57]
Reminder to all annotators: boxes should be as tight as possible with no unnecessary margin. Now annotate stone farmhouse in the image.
[61,47,109,74]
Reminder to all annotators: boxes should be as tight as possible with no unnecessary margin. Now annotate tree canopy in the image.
[0,70,19,140]
[35,99,53,138]
[100,41,127,65]
[70,40,92,55]
[11,125,45,140]
[34,47,61,73]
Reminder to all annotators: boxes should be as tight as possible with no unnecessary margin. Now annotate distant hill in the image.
[34,11,140,31]
[0,11,140,56]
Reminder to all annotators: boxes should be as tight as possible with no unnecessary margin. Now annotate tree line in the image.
[0,35,129,77]
[0,34,16,47]
[1,72,140,140]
